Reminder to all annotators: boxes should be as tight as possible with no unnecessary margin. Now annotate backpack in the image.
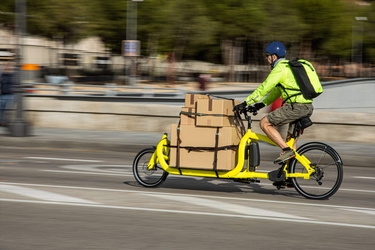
[288,59,323,100]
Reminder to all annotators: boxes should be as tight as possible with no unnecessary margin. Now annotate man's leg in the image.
[260,116,288,149]
[260,116,296,164]
[285,132,298,149]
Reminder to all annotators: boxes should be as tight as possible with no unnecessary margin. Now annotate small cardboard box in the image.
[195,99,241,127]
[180,107,196,126]
[169,124,241,170]
[184,94,210,108]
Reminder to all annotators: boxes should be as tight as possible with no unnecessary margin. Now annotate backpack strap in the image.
[276,83,301,109]
[288,59,317,99]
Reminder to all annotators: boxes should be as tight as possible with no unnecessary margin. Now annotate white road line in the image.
[340,208,375,216]
[353,176,375,180]
[41,170,131,177]
[143,193,309,220]
[1,182,374,212]
[39,168,375,193]
[1,198,374,229]
[0,184,98,204]
[24,157,103,163]
[338,188,375,193]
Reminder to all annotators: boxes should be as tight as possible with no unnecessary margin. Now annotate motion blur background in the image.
[0,0,374,84]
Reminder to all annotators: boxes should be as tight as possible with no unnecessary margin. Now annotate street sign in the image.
[122,40,140,57]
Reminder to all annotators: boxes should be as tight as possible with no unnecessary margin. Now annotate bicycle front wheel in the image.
[133,148,168,188]
[289,142,343,199]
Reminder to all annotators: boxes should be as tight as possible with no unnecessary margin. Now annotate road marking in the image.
[61,164,130,173]
[51,164,375,194]
[340,208,375,216]
[353,176,375,180]
[24,157,103,163]
[1,182,374,212]
[143,193,308,220]
[1,198,374,229]
[0,184,98,204]
[41,170,131,177]
[338,188,375,193]
[45,166,375,194]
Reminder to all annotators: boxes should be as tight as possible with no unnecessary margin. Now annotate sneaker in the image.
[274,149,295,164]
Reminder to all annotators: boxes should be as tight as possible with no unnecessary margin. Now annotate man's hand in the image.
[253,102,265,111]
[233,101,247,112]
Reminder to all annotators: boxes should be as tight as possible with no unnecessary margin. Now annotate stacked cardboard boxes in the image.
[169,94,242,170]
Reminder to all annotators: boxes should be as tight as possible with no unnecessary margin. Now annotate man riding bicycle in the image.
[241,41,319,164]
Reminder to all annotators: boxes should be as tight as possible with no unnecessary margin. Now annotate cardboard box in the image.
[195,99,241,127]
[180,107,196,126]
[184,94,210,108]
[170,148,237,170]
[169,124,241,170]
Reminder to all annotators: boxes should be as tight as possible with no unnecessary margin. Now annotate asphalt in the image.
[1,125,374,168]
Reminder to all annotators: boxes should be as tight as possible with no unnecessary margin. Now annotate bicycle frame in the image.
[148,127,316,181]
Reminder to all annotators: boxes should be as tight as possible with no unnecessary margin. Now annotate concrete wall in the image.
[23,97,375,143]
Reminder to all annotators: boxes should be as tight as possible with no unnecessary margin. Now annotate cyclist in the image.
[243,41,315,164]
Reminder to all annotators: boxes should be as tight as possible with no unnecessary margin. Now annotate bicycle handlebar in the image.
[233,102,259,117]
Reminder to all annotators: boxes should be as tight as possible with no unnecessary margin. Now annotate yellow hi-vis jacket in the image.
[245,59,320,106]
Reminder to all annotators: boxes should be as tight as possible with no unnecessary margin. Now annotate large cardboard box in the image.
[180,107,196,126]
[184,94,210,108]
[169,124,241,170]
[195,99,241,127]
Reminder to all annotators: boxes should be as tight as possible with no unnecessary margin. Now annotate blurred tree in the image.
[150,0,219,61]
[291,0,353,60]
[361,2,375,64]
[0,0,374,65]
[0,0,15,30]
[202,0,268,63]
[89,0,127,53]
[26,0,95,44]
[253,0,308,62]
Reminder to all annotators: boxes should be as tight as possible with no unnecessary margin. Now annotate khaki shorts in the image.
[267,103,314,134]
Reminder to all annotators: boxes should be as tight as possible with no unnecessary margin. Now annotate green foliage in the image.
[0,0,15,29]
[89,0,127,52]
[0,0,374,64]
[26,0,96,44]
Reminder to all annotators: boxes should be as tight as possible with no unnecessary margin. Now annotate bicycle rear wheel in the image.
[133,148,168,187]
[289,142,343,199]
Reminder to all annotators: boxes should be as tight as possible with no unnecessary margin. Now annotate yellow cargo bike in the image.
[132,101,343,200]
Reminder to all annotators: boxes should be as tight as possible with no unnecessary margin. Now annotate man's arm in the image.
[263,87,282,106]
[245,66,284,105]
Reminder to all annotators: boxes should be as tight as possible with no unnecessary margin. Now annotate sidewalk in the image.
[1,126,374,168]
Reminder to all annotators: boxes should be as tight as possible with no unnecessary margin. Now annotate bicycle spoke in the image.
[291,142,343,199]
[133,148,168,187]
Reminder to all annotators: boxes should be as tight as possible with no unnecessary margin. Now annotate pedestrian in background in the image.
[0,63,15,126]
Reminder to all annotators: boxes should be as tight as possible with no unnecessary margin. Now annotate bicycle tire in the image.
[289,142,343,199]
[133,148,168,187]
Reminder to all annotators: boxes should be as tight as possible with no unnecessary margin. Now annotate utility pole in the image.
[9,0,29,136]
[125,0,142,86]
[352,17,367,65]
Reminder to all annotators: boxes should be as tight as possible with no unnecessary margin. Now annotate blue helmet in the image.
[265,41,286,58]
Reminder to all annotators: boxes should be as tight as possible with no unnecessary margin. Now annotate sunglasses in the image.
[265,53,271,58]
